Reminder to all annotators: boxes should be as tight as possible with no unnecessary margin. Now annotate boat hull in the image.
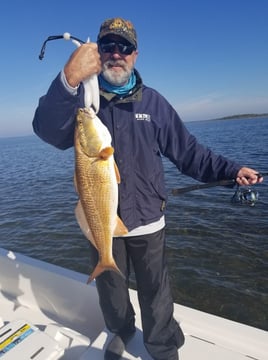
[0,248,267,360]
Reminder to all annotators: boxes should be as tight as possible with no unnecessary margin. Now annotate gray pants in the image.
[89,228,185,360]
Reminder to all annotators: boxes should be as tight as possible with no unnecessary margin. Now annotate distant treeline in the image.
[215,113,268,120]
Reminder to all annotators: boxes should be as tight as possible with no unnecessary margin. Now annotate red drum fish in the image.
[74,107,128,283]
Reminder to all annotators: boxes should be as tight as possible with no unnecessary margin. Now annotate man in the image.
[33,17,263,360]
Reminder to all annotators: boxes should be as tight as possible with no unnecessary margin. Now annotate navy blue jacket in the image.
[33,71,241,231]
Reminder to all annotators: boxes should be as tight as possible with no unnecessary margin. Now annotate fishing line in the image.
[38,33,85,60]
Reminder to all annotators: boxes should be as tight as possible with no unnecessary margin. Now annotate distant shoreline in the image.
[185,113,268,124]
[213,113,268,120]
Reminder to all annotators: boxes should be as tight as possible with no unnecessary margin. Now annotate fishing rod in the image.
[172,172,267,196]
[172,178,236,195]
[172,172,267,207]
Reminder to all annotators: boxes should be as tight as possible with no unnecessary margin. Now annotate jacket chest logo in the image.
[135,113,151,122]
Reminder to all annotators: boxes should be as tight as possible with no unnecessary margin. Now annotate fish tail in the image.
[86,261,125,284]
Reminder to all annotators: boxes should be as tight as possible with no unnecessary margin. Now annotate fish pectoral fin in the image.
[99,147,114,160]
[113,216,128,237]
[75,201,97,249]
[114,161,121,184]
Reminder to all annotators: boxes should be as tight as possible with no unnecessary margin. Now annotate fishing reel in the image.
[231,185,259,207]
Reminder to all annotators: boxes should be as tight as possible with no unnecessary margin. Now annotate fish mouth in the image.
[77,107,95,119]
[77,108,88,116]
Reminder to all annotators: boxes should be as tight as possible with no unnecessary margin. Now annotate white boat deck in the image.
[0,248,267,360]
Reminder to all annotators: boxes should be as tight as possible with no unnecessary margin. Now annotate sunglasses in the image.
[99,41,136,55]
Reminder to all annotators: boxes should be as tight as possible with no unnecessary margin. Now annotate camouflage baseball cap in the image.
[97,17,137,48]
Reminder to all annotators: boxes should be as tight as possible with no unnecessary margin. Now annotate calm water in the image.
[1,117,267,331]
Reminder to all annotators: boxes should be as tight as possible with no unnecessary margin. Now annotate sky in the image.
[0,0,268,137]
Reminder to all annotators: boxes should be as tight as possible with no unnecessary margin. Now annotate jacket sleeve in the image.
[32,73,84,150]
[157,96,241,182]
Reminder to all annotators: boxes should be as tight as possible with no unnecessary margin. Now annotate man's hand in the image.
[236,167,263,186]
[64,43,101,87]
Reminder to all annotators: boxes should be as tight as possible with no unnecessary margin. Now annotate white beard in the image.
[102,60,132,86]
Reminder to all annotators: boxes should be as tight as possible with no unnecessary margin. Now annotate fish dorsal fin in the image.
[114,161,121,184]
[75,201,97,249]
[113,215,128,237]
[99,147,114,160]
